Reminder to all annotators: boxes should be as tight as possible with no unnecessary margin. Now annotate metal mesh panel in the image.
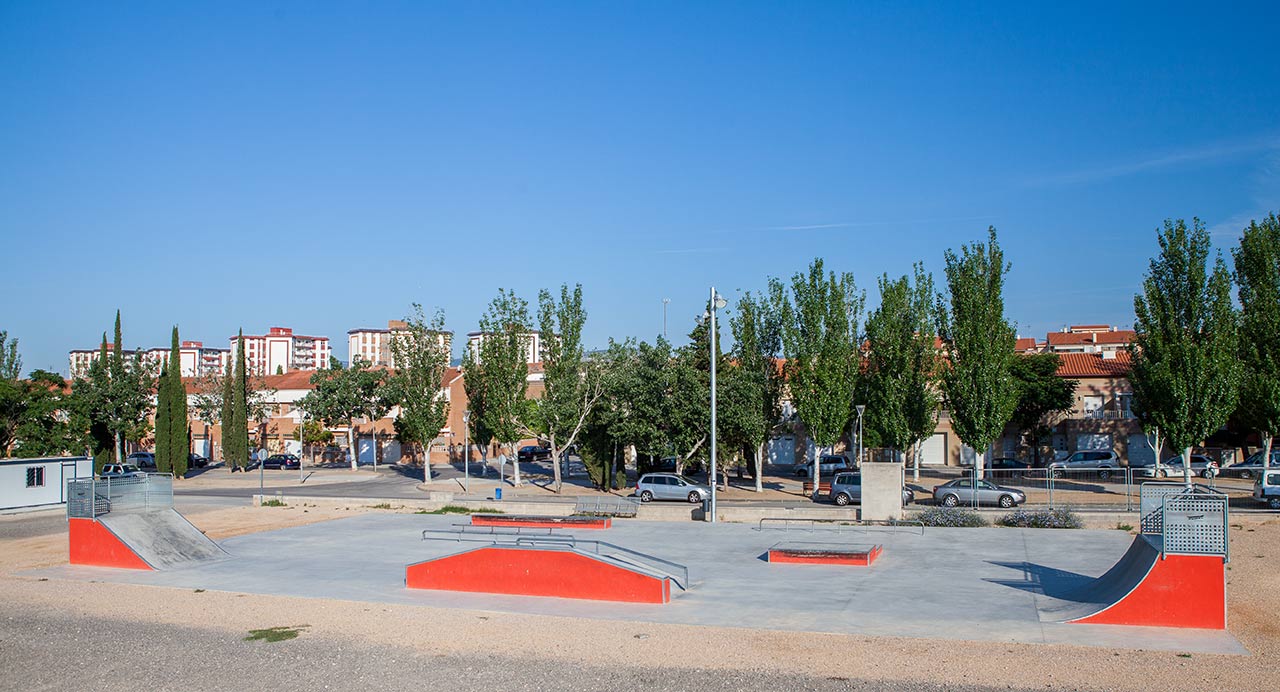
[1162,494,1228,557]
[1139,483,1187,534]
[64,475,173,519]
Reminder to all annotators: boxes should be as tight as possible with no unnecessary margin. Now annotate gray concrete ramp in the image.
[99,509,229,570]
[1037,535,1159,622]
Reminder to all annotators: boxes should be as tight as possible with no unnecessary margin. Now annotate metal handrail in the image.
[756,517,925,536]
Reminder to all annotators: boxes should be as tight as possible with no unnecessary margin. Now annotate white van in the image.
[1254,470,1280,510]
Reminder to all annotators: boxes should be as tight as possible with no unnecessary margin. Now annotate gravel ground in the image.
[2,506,1277,691]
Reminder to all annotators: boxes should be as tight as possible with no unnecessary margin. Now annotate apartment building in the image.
[465,330,541,365]
[232,327,331,376]
[348,320,452,368]
[69,340,229,378]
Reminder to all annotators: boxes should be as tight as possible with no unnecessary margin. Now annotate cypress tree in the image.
[230,330,249,469]
[155,361,172,473]
[220,359,234,466]
[168,327,189,477]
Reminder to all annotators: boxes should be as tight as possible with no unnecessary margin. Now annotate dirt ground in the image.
[2,506,1277,691]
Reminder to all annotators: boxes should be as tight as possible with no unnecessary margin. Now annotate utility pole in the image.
[663,298,670,339]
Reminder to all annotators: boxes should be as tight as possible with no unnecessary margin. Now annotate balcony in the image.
[1080,409,1135,420]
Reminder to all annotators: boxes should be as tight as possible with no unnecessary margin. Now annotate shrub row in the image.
[996,508,1083,529]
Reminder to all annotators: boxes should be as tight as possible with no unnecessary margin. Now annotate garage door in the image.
[1127,434,1156,467]
[1077,433,1113,451]
[919,433,946,466]
[768,436,795,466]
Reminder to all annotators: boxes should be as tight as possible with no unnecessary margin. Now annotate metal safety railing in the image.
[574,495,640,517]
[419,528,689,590]
[921,464,1226,513]
[66,474,174,519]
[1137,483,1229,562]
[756,517,925,536]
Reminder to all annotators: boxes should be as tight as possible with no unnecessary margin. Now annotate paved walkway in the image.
[34,515,1244,654]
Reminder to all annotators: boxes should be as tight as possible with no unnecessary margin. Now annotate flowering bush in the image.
[912,506,987,528]
[997,508,1083,529]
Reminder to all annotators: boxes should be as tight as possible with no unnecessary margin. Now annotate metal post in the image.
[663,298,670,339]
[463,410,471,494]
[299,411,305,484]
[708,286,718,523]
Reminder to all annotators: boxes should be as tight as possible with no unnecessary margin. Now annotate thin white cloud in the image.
[1206,149,1280,239]
[1025,134,1280,187]
[760,214,997,232]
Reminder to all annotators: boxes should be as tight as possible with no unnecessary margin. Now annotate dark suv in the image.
[517,445,551,462]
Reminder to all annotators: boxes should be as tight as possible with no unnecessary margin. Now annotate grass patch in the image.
[244,625,309,643]
[1116,522,1135,532]
[367,503,395,510]
[416,505,505,515]
[260,499,287,507]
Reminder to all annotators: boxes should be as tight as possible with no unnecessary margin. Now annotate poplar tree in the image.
[771,259,863,490]
[387,304,452,477]
[464,289,533,485]
[1233,213,1280,476]
[727,290,783,491]
[1131,219,1240,485]
[227,330,250,469]
[939,228,1018,479]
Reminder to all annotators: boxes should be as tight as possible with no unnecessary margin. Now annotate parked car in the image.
[794,454,853,478]
[1048,450,1120,479]
[99,464,144,479]
[517,445,551,462]
[981,458,1034,478]
[932,478,1026,508]
[1153,455,1219,479]
[1253,470,1280,510]
[1224,450,1280,479]
[635,473,712,503]
[256,452,303,470]
[645,455,703,475]
[125,452,157,470]
[828,472,914,506]
[187,453,209,469]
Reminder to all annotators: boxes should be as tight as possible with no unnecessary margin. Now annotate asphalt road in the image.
[0,604,1003,692]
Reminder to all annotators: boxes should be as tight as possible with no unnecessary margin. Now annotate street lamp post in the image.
[462,410,471,494]
[707,287,727,523]
[855,404,866,468]
[663,298,670,339]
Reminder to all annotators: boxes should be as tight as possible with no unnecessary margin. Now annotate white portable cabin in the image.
[0,456,94,511]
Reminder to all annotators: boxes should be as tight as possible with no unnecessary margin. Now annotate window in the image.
[26,466,45,488]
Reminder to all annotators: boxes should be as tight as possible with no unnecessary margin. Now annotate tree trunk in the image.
[1182,446,1193,487]
[114,432,123,464]
[504,442,514,486]
[550,434,563,493]
[974,450,985,483]
[1263,434,1273,477]
[754,441,763,492]
[423,439,432,482]
[912,442,921,482]
[347,423,356,471]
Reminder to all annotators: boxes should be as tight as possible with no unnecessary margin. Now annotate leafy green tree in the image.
[387,304,452,476]
[300,356,389,470]
[1131,218,1240,485]
[78,338,116,471]
[0,330,22,456]
[12,370,77,457]
[771,259,863,489]
[293,419,334,464]
[76,312,154,465]
[1233,213,1280,475]
[727,290,784,491]
[1009,352,1076,466]
[938,229,1018,479]
[533,284,610,493]
[463,289,532,485]
[863,265,943,475]
[577,339,645,489]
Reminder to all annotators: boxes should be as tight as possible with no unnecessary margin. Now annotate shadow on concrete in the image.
[984,560,1093,598]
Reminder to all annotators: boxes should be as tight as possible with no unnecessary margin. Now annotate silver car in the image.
[828,472,914,506]
[636,473,711,504]
[932,478,1026,508]
[1048,450,1120,479]
[1156,455,1219,479]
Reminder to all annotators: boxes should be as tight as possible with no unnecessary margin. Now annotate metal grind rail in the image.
[756,517,925,536]
[420,529,689,590]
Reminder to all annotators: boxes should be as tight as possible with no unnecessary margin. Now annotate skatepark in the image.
[39,474,1242,655]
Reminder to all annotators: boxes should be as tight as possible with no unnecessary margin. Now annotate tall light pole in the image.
[462,410,471,494]
[663,298,670,339]
[855,404,866,468]
[707,287,727,523]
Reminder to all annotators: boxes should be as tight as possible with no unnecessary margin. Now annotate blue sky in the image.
[2,1,1278,375]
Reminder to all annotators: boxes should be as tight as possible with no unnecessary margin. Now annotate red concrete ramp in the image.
[1047,536,1226,629]
[69,509,228,570]
[406,545,672,603]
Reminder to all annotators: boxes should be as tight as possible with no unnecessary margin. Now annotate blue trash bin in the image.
[495,487,503,501]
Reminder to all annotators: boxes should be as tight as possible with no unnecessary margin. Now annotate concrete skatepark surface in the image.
[35,515,1244,655]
